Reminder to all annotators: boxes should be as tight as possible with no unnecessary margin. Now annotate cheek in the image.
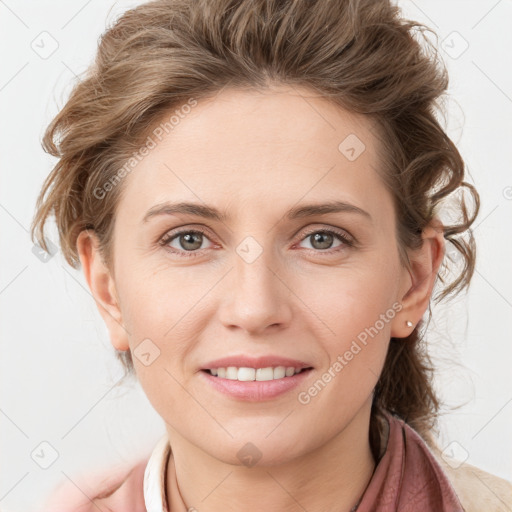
[296,259,400,393]
[118,279,201,424]
[295,278,396,419]
[116,258,202,340]
[299,258,400,339]
[113,266,205,407]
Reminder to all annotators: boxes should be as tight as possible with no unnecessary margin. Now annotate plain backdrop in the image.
[1,0,511,510]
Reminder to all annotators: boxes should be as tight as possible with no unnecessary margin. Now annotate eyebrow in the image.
[142,200,372,224]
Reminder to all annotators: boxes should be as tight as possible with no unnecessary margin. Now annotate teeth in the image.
[226,366,238,380]
[238,367,256,381]
[208,366,306,381]
[256,367,274,381]
[273,366,286,379]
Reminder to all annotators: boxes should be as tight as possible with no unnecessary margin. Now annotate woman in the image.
[32,0,512,510]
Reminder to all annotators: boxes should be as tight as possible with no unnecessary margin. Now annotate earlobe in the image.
[76,230,130,352]
[390,220,445,339]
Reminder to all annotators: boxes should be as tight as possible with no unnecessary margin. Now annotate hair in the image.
[31,0,479,445]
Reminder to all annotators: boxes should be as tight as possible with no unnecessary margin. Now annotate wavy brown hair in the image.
[31,0,479,444]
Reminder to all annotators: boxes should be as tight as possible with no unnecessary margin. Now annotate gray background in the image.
[1,1,511,510]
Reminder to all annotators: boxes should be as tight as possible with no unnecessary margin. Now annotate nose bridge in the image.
[219,234,291,333]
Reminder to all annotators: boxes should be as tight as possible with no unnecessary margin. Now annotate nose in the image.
[217,244,293,336]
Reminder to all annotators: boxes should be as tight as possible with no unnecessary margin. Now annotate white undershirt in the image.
[143,434,171,512]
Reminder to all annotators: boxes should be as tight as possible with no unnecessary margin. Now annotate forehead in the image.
[151,85,378,161]
[117,85,391,224]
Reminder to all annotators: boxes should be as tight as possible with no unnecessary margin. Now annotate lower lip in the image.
[200,369,313,401]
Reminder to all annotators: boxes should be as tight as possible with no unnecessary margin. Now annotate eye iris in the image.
[311,232,333,250]
[180,232,203,251]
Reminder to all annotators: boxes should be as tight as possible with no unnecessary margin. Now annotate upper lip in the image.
[201,355,313,370]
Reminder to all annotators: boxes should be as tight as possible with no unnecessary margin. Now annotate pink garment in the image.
[356,411,463,511]
[41,411,464,511]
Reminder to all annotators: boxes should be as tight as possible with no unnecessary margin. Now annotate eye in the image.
[159,226,354,259]
[159,228,213,257]
[297,227,353,253]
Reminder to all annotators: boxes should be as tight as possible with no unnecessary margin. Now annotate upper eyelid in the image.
[299,225,353,240]
[159,225,215,244]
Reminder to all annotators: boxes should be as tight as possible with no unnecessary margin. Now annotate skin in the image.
[77,84,445,512]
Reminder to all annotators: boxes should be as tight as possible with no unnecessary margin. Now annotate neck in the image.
[165,400,376,512]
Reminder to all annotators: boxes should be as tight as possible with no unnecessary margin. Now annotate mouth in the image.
[199,364,314,401]
[199,355,314,401]
[201,366,313,382]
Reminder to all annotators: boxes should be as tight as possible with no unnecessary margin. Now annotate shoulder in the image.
[41,458,148,512]
[379,410,512,511]
[424,432,512,512]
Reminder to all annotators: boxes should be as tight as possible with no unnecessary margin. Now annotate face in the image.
[84,85,419,466]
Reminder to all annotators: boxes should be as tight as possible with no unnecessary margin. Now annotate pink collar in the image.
[355,410,463,511]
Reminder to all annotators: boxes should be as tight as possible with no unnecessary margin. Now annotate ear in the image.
[390,218,446,339]
[76,230,130,351]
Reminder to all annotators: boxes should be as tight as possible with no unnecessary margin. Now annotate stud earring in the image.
[406,320,413,327]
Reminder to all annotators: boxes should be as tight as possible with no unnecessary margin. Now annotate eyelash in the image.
[158,226,354,259]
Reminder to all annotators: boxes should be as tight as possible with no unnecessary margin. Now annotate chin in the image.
[211,434,311,468]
